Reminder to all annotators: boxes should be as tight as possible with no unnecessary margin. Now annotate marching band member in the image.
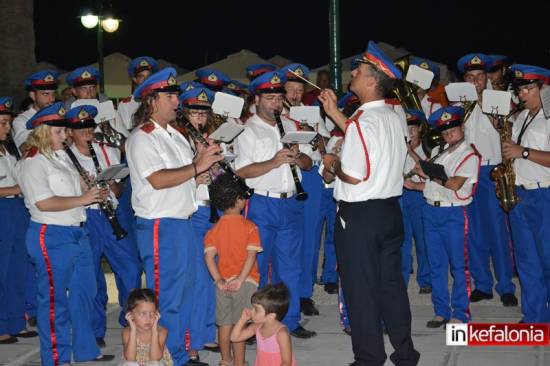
[17,102,113,365]
[410,57,442,117]
[0,97,37,344]
[115,56,158,137]
[65,105,141,348]
[405,106,481,327]
[64,66,109,109]
[503,64,550,323]
[401,109,431,293]
[246,64,277,115]
[487,55,511,91]
[319,41,419,365]
[457,53,517,306]
[126,67,220,365]
[12,70,59,149]
[177,86,219,360]
[234,70,316,339]
[196,69,231,92]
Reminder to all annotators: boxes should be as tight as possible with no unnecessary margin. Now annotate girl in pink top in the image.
[230,284,297,366]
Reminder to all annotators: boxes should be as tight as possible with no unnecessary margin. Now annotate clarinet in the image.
[63,142,128,240]
[274,111,308,201]
[176,109,254,199]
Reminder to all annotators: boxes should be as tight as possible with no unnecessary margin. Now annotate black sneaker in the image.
[0,336,18,344]
[300,298,319,316]
[419,286,432,294]
[426,318,447,328]
[11,329,38,338]
[324,282,338,294]
[93,355,115,362]
[501,293,518,307]
[96,337,106,348]
[290,325,317,339]
[469,289,493,302]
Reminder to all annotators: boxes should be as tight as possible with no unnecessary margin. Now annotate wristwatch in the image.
[522,147,530,159]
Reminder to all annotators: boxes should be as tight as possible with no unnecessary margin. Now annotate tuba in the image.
[94,120,124,148]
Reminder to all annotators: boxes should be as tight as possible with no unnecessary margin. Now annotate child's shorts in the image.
[216,281,257,326]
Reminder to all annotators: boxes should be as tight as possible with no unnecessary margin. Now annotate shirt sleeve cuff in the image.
[247,245,263,253]
[341,164,364,181]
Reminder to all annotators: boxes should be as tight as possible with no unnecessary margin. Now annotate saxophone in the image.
[490,111,519,212]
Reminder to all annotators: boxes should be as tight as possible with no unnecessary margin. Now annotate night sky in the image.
[34,0,549,74]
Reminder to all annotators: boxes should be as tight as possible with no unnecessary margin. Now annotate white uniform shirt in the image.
[70,142,121,209]
[386,102,409,142]
[403,144,427,183]
[126,119,197,219]
[16,150,86,225]
[464,102,501,165]
[318,134,344,188]
[334,100,407,202]
[0,150,18,198]
[423,142,480,205]
[186,138,211,203]
[12,107,36,149]
[420,94,442,118]
[114,96,140,137]
[512,109,550,185]
[234,113,312,193]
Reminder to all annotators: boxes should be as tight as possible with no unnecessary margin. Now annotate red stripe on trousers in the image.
[153,219,160,298]
[38,224,59,366]
[462,208,472,320]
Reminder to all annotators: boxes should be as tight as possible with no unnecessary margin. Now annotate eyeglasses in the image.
[189,110,209,117]
[515,83,539,94]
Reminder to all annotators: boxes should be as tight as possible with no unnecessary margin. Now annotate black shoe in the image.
[0,336,18,344]
[184,359,208,365]
[27,317,37,327]
[300,298,319,316]
[11,329,38,338]
[324,282,338,294]
[419,286,432,294]
[501,293,518,307]
[246,335,256,345]
[426,319,447,328]
[96,337,106,348]
[343,327,352,336]
[203,343,221,353]
[93,354,115,362]
[290,325,317,339]
[469,289,493,302]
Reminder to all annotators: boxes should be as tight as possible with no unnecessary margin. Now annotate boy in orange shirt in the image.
[204,173,262,366]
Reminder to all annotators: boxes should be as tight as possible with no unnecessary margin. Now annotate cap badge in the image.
[139,59,150,67]
[515,70,523,78]
[198,91,208,102]
[294,68,304,76]
[78,109,89,120]
[44,74,55,82]
[81,70,92,79]
[167,76,176,86]
[419,62,429,70]
[441,112,452,121]
[270,75,281,84]
[227,83,236,90]
[58,107,66,117]
[208,74,218,82]
[470,56,482,65]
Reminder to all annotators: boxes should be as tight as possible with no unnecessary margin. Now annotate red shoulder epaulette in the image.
[120,96,132,103]
[140,122,155,133]
[385,98,401,106]
[24,146,38,158]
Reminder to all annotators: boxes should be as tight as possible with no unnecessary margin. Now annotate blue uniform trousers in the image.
[401,190,430,288]
[467,166,515,295]
[136,217,196,365]
[189,205,216,350]
[25,258,38,320]
[319,188,338,284]
[423,205,471,322]
[26,222,99,366]
[85,208,142,338]
[299,168,324,298]
[509,187,550,322]
[0,198,29,335]
[247,194,303,331]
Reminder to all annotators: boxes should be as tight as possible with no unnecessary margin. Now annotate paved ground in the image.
[1,277,548,366]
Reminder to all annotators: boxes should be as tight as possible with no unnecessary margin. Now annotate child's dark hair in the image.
[251,283,290,321]
[125,288,158,313]
[209,172,244,211]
